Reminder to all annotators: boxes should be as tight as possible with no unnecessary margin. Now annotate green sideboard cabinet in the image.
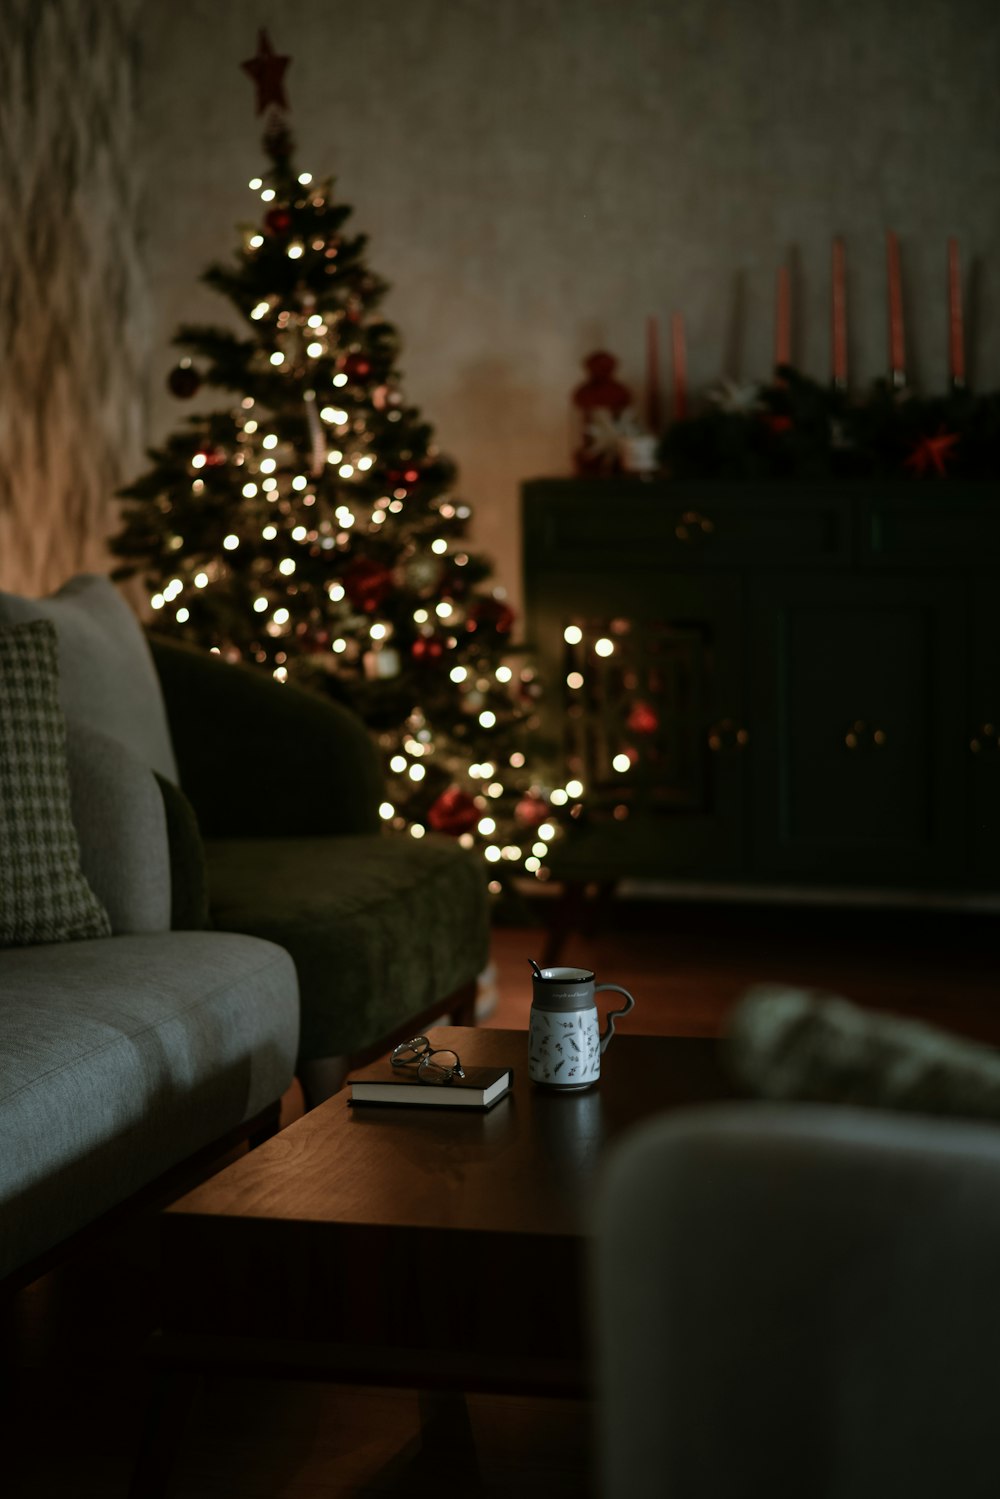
[970,589,1000,883]
[521,478,999,896]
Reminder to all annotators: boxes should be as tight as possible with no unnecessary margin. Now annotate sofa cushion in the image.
[154,773,211,931]
[0,575,178,783]
[204,834,490,1061]
[66,721,171,935]
[0,930,299,1281]
[0,621,111,948]
[726,984,1000,1121]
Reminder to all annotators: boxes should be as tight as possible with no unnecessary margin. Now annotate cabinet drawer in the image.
[522,480,852,570]
[863,488,1000,565]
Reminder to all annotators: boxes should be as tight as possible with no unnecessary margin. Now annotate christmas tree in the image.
[111,31,564,890]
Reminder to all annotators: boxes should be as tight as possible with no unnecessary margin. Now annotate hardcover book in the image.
[348,1062,514,1110]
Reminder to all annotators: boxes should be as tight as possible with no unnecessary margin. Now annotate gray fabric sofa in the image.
[0,675,300,1285]
[0,573,490,1286]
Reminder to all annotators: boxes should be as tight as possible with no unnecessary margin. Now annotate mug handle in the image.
[595,984,636,1054]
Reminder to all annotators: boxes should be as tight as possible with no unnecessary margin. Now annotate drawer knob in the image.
[708,718,749,751]
[845,720,887,750]
[676,510,715,542]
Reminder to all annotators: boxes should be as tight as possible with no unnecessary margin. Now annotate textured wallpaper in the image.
[137,0,1000,618]
[0,0,147,596]
[4,1,1000,608]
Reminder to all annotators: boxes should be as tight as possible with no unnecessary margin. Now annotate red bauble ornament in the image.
[342,557,394,612]
[515,793,549,830]
[167,362,201,399]
[264,207,293,237]
[385,466,422,489]
[626,700,659,735]
[342,353,372,380]
[427,787,479,836]
[466,597,515,635]
[411,636,444,663]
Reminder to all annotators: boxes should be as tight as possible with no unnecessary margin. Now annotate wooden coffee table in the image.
[133,1027,735,1493]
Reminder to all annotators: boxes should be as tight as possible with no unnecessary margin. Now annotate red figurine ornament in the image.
[572,351,633,475]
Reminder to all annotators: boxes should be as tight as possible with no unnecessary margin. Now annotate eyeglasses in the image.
[390,1035,465,1085]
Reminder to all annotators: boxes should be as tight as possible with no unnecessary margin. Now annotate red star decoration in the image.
[241,29,290,115]
[904,428,959,478]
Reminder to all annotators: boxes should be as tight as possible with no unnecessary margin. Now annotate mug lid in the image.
[534,966,594,983]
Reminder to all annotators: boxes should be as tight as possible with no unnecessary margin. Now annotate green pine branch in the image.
[173,324,259,365]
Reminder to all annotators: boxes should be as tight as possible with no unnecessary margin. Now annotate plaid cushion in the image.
[0,620,111,947]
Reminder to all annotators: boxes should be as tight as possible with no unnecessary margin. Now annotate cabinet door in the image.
[967,594,1000,885]
[527,570,747,880]
[749,574,965,885]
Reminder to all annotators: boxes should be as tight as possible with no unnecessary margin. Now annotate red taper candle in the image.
[831,237,847,388]
[886,231,906,386]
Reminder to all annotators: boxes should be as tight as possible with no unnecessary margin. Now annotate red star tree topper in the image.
[241,29,290,115]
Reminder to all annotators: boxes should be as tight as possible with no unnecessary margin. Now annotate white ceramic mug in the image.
[528,965,636,1091]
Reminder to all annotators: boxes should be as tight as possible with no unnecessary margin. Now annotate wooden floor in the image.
[486,891,1000,1043]
[4,893,1000,1498]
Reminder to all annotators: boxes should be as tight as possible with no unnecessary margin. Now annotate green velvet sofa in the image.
[148,632,491,1078]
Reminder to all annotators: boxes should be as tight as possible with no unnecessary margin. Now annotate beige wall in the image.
[0,0,147,596]
[4,1,999,608]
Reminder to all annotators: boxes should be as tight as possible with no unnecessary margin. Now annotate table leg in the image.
[362,1388,483,1494]
[418,1388,482,1484]
[127,1366,201,1499]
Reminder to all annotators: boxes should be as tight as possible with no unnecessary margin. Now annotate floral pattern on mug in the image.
[529,1008,601,1088]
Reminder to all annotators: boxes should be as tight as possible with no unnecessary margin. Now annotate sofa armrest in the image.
[148,635,383,837]
[66,720,171,933]
[593,1103,1000,1499]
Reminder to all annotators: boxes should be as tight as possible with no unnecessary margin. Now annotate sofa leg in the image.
[128,1364,202,1499]
[417,1388,483,1489]
[297,1055,350,1109]
[246,1101,281,1150]
[449,978,479,1029]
